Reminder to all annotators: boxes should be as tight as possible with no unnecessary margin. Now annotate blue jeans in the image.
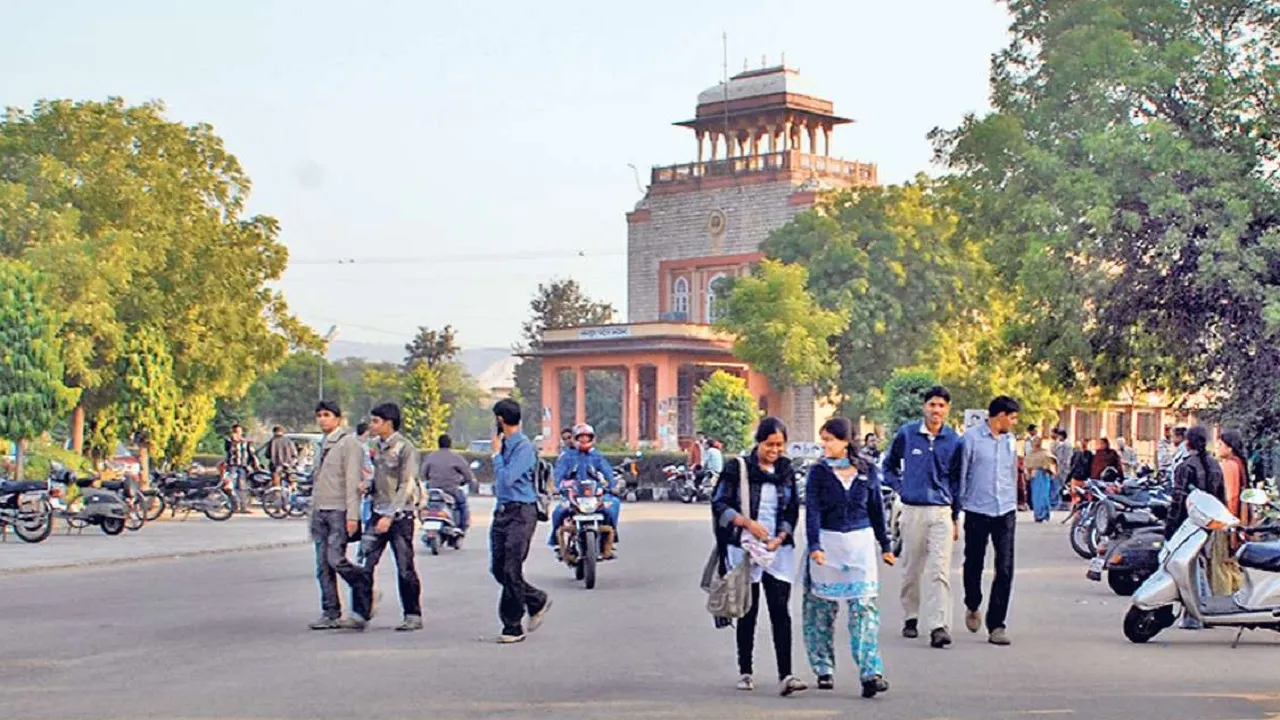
[548,496,620,545]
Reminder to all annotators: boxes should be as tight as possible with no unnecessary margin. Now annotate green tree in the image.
[874,368,941,437]
[0,98,313,453]
[0,260,79,479]
[717,259,849,389]
[246,352,344,430]
[403,362,449,450]
[932,0,1280,438]
[404,325,459,370]
[113,326,178,480]
[763,177,984,416]
[512,279,616,408]
[693,371,758,453]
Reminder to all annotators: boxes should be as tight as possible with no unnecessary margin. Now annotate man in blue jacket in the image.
[549,423,620,559]
[489,399,552,644]
[882,385,964,649]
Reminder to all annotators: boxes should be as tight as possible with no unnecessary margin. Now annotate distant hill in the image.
[327,341,513,380]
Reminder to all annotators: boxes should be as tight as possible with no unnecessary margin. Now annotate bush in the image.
[875,368,941,437]
[694,371,758,453]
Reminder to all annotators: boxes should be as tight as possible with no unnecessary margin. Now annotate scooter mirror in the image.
[1241,487,1270,505]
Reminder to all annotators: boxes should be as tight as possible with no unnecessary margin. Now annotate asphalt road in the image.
[2,504,1278,720]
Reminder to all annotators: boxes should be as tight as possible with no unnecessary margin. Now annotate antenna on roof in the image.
[781,51,786,66]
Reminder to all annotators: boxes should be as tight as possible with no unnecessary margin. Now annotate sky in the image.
[0,0,1012,351]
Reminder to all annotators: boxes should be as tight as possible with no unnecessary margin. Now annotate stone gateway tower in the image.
[534,63,878,453]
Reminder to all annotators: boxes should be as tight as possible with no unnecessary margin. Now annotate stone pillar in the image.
[696,130,705,163]
[656,358,679,452]
[710,132,719,161]
[823,123,832,156]
[807,123,818,156]
[575,366,587,425]
[541,363,561,454]
[624,364,640,448]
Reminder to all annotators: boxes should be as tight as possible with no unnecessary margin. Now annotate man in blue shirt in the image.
[882,385,963,649]
[549,424,621,558]
[489,399,552,644]
[958,396,1021,646]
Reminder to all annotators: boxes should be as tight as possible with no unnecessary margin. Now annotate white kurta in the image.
[726,482,797,584]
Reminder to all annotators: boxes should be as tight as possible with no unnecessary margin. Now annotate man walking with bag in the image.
[882,386,963,649]
[358,403,423,632]
[489,398,552,643]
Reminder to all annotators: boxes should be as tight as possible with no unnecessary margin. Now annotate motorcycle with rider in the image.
[549,424,621,565]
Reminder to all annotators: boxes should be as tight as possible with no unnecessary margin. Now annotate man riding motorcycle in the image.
[549,424,621,559]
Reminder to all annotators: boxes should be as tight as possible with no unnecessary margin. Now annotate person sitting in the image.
[1090,438,1124,480]
[420,434,474,533]
[549,424,621,558]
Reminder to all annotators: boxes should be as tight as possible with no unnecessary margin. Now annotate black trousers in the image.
[736,573,793,680]
[490,503,548,636]
[360,512,422,618]
[311,509,372,620]
[963,510,1017,631]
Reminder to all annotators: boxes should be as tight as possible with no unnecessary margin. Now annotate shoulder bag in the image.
[701,456,755,620]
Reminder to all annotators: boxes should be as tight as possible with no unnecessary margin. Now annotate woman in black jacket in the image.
[710,417,807,697]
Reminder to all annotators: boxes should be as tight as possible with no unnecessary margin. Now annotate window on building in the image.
[706,273,729,323]
[1075,410,1100,440]
[1115,412,1132,442]
[1136,412,1157,442]
[671,276,690,316]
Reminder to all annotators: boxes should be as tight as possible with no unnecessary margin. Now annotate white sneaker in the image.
[736,674,754,691]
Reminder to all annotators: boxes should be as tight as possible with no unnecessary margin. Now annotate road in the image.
[1,502,1277,720]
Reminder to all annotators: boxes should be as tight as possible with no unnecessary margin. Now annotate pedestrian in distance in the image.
[308,401,374,631]
[803,417,894,699]
[959,395,1022,646]
[881,385,963,649]
[1051,428,1072,511]
[489,398,552,644]
[267,425,297,487]
[224,423,259,514]
[710,417,807,697]
[1025,436,1058,523]
[357,403,423,632]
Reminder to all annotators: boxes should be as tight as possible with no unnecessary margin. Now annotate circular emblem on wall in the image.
[707,209,727,236]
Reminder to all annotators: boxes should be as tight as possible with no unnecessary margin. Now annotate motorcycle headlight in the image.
[576,497,600,513]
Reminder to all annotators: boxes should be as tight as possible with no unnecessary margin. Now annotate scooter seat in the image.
[1111,493,1150,509]
[1237,541,1280,573]
[0,480,47,494]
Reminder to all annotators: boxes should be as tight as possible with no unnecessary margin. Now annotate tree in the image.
[0,260,79,479]
[402,362,449,450]
[0,98,314,453]
[717,259,849,389]
[693,371,759,453]
[246,352,345,430]
[113,326,179,480]
[512,279,616,407]
[932,0,1280,438]
[874,368,941,437]
[763,177,984,416]
[404,325,459,370]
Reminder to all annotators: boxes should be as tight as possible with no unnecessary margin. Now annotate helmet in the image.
[572,423,596,439]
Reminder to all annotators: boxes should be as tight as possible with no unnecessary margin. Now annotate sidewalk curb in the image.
[0,539,312,576]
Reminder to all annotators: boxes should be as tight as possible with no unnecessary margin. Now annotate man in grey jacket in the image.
[421,433,474,532]
[308,400,374,630]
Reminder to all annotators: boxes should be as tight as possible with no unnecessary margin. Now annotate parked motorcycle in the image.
[666,464,711,503]
[262,466,313,519]
[613,453,642,498]
[554,474,615,590]
[1091,527,1165,596]
[881,486,904,557]
[418,488,465,555]
[150,472,235,521]
[1067,476,1168,559]
[1124,487,1280,644]
[48,473,133,535]
[0,478,53,543]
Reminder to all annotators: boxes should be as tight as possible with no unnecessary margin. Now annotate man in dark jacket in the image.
[882,386,963,649]
[1068,438,1093,506]
[267,426,297,486]
[421,434,474,532]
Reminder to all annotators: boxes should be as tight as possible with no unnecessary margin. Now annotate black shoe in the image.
[930,628,952,648]
[817,674,834,690]
[902,619,919,639]
[861,675,889,699]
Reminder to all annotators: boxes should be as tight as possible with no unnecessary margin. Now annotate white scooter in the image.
[1124,488,1280,645]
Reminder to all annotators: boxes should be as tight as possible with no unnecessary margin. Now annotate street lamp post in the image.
[318,325,339,402]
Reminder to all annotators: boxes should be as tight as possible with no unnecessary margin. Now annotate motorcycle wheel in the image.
[1107,570,1143,596]
[1123,605,1175,643]
[142,490,165,522]
[261,489,289,520]
[450,534,463,550]
[14,501,53,544]
[679,487,694,504]
[582,529,598,590]
[101,517,125,535]
[429,535,440,556]
[287,498,308,518]
[1070,513,1095,559]
[203,491,234,521]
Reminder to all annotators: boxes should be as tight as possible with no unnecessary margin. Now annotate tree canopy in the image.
[693,371,758,453]
[933,0,1280,437]
[404,325,459,370]
[513,279,616,407]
